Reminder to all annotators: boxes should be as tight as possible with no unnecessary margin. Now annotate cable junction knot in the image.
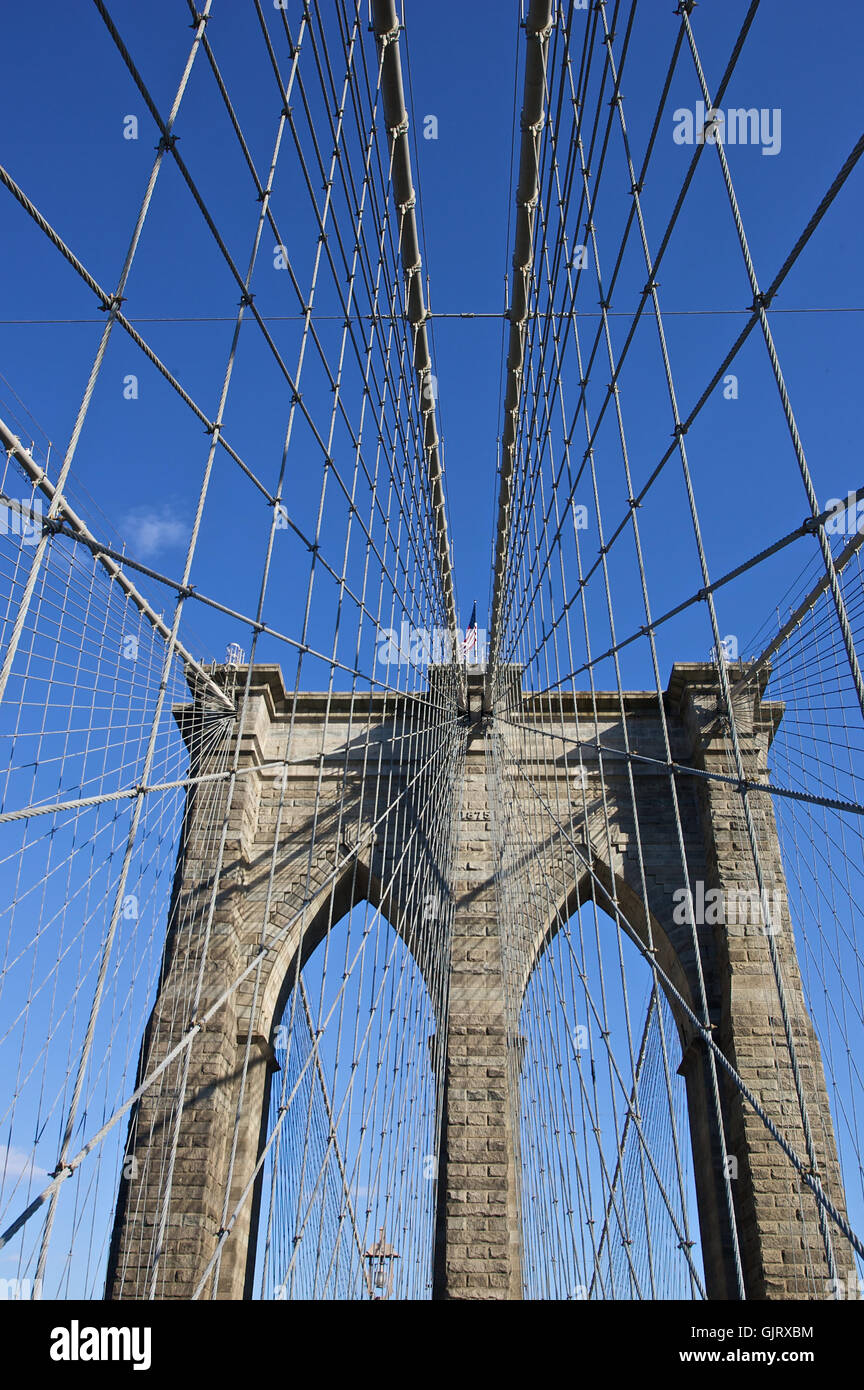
[156,133,179,154]
[526,14,555,41]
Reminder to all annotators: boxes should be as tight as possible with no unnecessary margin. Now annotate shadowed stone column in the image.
[106,676,271,1300]
[433,688,522,1299]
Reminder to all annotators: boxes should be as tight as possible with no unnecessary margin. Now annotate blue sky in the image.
[0,0,861,684]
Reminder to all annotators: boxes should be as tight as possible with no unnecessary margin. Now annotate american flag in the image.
[461,601,478,660]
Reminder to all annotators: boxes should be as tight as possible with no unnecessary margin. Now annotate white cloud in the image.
[1,1146,47,1182]
[122,506,187,560]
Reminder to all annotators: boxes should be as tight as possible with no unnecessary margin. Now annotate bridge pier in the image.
[674,667,853,1298]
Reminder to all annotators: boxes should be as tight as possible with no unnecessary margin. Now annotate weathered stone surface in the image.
[107,663,851,1302]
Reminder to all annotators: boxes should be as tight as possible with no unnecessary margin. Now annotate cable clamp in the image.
[239,291,255,308]
[156,133,179,154]
[672,422,688,438]
[802,514,821,534]
[751,290,773,311]
[98,294,125,313]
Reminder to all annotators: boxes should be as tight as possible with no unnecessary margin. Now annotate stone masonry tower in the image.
[107,663,853,1301]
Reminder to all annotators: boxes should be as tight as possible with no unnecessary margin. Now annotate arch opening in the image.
[250,898,443,1300]
[513,896,704,1300]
